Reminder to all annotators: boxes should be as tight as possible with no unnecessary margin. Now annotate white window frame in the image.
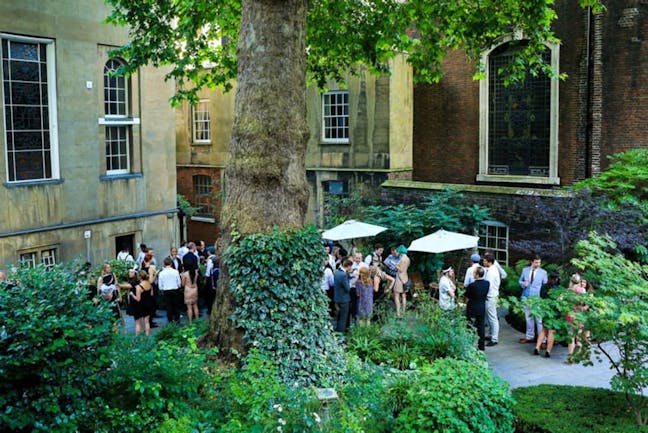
[321,91,349,144]
[478,220,509,266]
[1,33,60,183]
[99,58,139,175]
[19,246,58,269]
[477,35,560,185]
[192,100,211,144]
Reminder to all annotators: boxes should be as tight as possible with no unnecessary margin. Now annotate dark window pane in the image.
[11,60,40,82]
[15,151,44,180]
[39,44,46,61]
[44,151,51,177]
[41,84,48,105]
[119,156,127,169]
[13,131,44,150]
[2,60,9,80]
[1,39,8,59]
[10,82,41,105]
[11,106,42,130]
[117,89,125,104]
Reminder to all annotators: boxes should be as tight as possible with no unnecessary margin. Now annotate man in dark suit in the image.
[182,241,199,272]
[465,266,490,351]
[333,259,353,333]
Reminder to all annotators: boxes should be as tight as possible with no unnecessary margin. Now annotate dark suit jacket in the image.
[333,269,351,303]
[182,252,199,272]
[465,279,490,316]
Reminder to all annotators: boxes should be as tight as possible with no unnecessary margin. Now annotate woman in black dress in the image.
[465,266,490,351]
[129,270,155,336]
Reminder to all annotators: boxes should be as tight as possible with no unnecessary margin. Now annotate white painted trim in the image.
[478,35,560,184]
[321,90,350,144]
[190,216,216,223]
[475,174,560,185]
[0,33,53,44]
[98,117,140,125]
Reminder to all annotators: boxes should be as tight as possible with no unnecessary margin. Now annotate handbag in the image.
[399,275,412,292]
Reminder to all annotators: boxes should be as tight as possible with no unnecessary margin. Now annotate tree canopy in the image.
[105,0,603,104]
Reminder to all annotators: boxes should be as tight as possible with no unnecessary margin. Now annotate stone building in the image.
[0,0,178,269]
[382,0,648,265]
[176,56,413,243]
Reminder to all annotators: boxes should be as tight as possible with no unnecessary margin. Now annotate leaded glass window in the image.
[488,42,551,177]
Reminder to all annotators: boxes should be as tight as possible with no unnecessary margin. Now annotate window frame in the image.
[477,35,560,185]
[192,99,212,144]
[478,220,509,266]
[101,58,131,175]
[18,245,58,270]
[1,33,60,184]
[321,90,350,144]
[191,174,215,222]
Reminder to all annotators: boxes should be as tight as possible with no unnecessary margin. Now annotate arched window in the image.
[478,38,559,185]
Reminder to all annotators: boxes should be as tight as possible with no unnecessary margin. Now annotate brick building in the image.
[383,1,648,265]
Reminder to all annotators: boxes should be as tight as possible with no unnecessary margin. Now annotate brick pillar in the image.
[589,11,603,177]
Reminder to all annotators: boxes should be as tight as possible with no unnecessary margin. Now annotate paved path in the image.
[484,310,617,390]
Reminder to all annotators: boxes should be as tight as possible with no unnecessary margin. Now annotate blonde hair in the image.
[359,266,371,286]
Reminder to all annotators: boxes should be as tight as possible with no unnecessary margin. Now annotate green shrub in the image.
[0,263,115,432]
[395,358,515,433]
[89,327,219,433]
[513,385,648,433]
[226,225,344,385]
[348,294,482,368]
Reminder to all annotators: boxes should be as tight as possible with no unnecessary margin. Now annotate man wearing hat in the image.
[463,253,482,287]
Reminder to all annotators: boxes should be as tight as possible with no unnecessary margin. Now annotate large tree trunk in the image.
[207,0,309,357]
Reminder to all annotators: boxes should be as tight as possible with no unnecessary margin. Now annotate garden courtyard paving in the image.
[485,311,617,390]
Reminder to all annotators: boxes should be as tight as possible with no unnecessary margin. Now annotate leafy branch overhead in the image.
[105,0,604,104]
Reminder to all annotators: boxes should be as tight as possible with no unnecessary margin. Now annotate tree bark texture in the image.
[208,0,310,356]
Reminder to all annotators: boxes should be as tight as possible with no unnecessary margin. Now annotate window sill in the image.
[4,178,64,188]
[192,141,212,146]
[100,172,143,181]
[98,117,141,125]
[320,141,350,146]
[190,216,216,223]
[476,174,560,186]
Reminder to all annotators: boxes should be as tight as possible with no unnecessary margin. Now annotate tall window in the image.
[192,100,211,143]
[1,35,59,182]
[478,221,509,265]
[193,175,213,219]
[103,59,130,174]
[478,38,559,185]
[322,91,349,143]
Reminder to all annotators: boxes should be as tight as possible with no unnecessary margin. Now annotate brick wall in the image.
[177,167,222,245]
[598,1,648,170]
[411,2,634,188]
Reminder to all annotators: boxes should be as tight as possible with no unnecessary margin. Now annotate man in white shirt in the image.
[483,253,501,346]
[463,253,482,287]
[116,245,134,262]
[157,257,182,323]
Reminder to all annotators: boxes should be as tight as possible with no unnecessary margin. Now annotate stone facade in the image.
[176,55,413,240]
[0,0,177,268]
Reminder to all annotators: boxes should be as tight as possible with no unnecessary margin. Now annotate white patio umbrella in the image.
[408,229,479,254]
[321,219,387,241]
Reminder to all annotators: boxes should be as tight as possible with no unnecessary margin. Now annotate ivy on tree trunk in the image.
[209,0,310,356]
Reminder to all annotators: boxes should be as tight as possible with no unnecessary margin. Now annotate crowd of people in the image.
[322,242,411,333]
[96,240,220,335]
[438,252,593,360]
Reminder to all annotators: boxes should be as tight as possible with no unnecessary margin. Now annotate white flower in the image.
[273,404,283,412]
[278,418,286,425]
[276,427,282,432]
[409,362,417,369]
[313,412,321,423]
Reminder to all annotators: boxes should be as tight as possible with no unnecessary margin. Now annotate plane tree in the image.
[105,0,603,358]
